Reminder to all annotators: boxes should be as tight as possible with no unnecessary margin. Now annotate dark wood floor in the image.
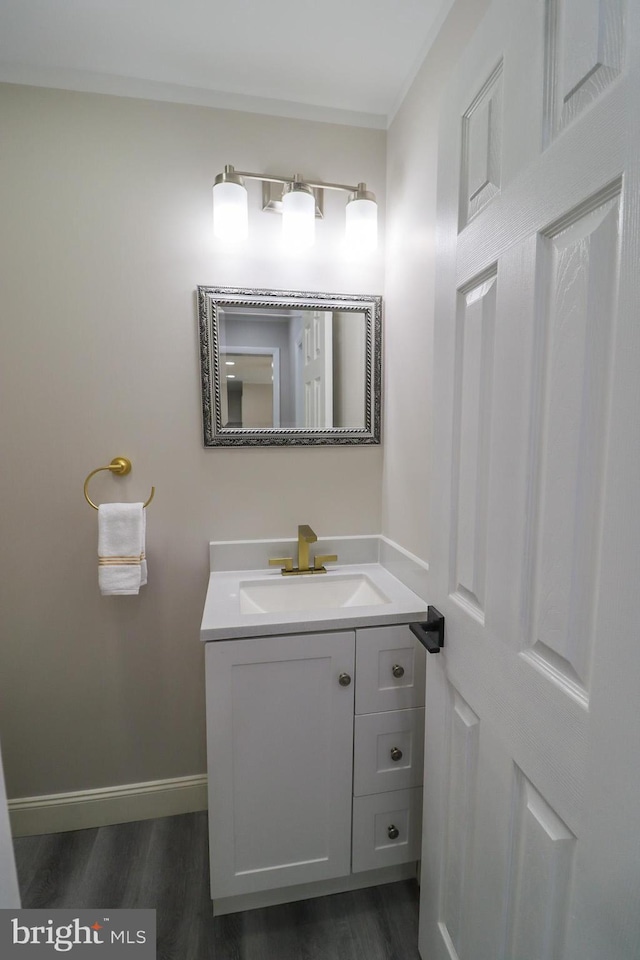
[13,811,421,960]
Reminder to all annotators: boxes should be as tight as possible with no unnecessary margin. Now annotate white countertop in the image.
[200,563,428,641]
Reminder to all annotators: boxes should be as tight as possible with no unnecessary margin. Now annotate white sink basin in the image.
[201,561,428,640]
[239,573,391,614]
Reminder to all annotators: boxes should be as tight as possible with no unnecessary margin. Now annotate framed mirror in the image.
[197,286,382,446]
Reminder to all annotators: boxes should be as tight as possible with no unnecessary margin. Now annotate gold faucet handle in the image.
[298,524,317,542]
[313,554,338,573]
[269,557,294,574]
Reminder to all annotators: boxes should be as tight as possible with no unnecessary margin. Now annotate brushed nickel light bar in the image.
[212,164,377,251]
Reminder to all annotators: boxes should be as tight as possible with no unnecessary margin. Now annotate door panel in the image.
[450,269,497,619]
[504,770,576,959]
[460,62,503,229]
[420,0,640,958]
[439,691,479,960]
[545,0,625,143]
[525,186,620,697]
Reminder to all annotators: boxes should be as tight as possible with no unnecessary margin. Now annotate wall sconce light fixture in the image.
[213,165,378,252]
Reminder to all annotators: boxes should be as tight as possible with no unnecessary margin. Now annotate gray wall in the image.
[0,0,490,803]
[0,83,385,799]
[333,311,365,427]
[382,0,491,559]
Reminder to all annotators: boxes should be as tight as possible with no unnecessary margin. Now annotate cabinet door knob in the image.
[338,672,352,687]
[392,663,405,678]
[388,824,400,840]
[390,746,403,762]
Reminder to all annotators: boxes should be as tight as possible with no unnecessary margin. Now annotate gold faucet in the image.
[296,524,316,572]
[269,525,338,576]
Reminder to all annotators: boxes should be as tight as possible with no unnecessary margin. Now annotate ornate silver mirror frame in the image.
[197,286,382,446]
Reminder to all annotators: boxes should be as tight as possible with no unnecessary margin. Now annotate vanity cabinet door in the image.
[206,631,355,901]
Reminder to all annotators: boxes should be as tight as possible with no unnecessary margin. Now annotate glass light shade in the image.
[282,186,315,248]
[213,180,248,242]
[345,197,377,253]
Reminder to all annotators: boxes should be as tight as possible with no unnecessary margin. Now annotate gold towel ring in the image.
[84,457,155,511]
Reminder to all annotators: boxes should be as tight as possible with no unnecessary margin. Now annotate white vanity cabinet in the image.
[205,622,425,913]
[205,630,355,900]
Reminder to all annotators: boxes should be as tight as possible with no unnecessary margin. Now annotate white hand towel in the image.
[140,507,147,587]
[98,503,146,596]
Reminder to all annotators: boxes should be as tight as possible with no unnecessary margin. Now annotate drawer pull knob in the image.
[338,672,352,687]
[390,746,403,762]
[388,824,400,840]
[392,663,405,679]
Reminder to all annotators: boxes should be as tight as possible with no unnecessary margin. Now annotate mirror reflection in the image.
[198,287,381,446]
[219,306,366,430]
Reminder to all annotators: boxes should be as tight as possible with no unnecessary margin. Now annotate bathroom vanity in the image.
[201,537,429,916]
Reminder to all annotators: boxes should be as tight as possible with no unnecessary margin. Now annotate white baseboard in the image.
[9,774,208,837]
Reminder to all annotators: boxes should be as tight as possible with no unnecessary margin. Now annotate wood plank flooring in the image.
[13,812,421,960]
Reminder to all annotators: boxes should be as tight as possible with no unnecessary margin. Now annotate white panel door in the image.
[419,2,640,959]
[303,310,333,427]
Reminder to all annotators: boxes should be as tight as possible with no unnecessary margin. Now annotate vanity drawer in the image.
[355,626,425,714]
[352,787,423,873]
[353,708,424,797]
